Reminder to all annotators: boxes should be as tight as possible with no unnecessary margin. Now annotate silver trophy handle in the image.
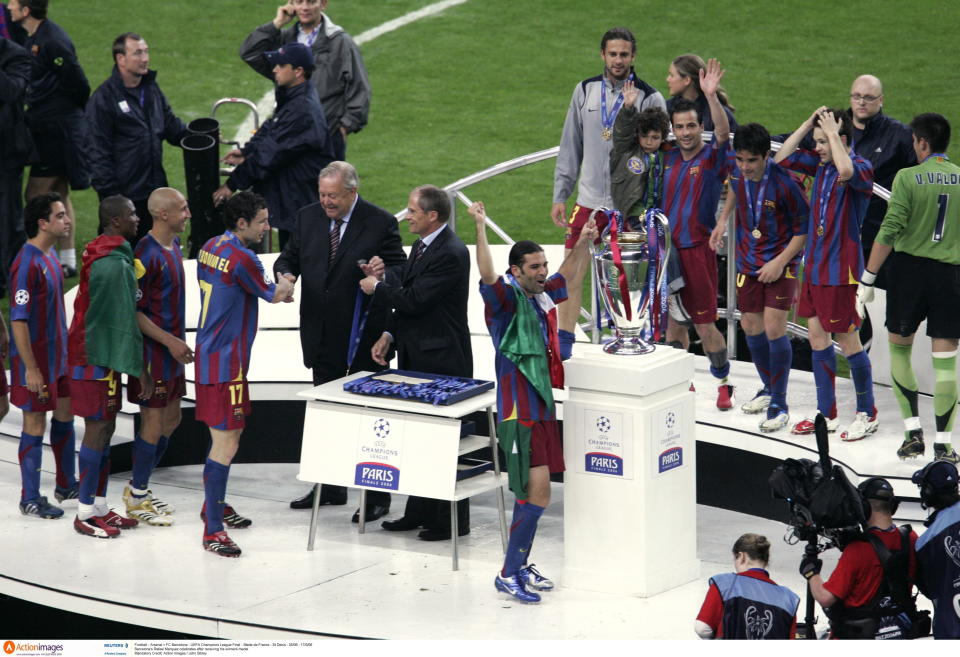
[652,211,671,295]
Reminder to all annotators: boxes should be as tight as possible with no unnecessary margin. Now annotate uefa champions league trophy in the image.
[590,208,671,355]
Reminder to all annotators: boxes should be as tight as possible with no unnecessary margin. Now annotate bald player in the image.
[122,187,194,526]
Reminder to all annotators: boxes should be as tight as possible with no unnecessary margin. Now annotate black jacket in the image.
[227,81,334,232]
[851,111,916,247]
[86,68,187,201]
[0,38,32,169]
[376,225,473,378]
[273,197,406,378]
[23,19,89,119]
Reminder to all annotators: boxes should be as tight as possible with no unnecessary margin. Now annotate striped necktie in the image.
[413,239,426,261]
[329,218,344,264]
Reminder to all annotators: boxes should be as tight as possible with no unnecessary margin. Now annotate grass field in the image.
[6,0,958,343]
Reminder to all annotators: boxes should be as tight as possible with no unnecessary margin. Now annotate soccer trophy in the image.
[590,208,671,355]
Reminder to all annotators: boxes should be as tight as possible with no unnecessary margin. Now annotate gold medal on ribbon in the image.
[601,127,612,141]
[817,225,825,237]
[751,229,761,239]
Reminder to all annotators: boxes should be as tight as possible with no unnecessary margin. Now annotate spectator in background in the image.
[241,0,370,161]
[10,0,90,278]
[0,34,31,298]
[666,53,738,135]
[86,33,188,244]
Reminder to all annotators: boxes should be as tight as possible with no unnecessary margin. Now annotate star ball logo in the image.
[373,418,391,439]
[665,411,676,429]
[596,416,611,433]
[14,289,29,305]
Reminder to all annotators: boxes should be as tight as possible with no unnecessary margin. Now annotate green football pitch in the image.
[49,0,958,257]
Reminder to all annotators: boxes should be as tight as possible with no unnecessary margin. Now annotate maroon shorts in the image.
[797,280,861,333]
[12,374,70,413]
[71,371,122,420]
[677,243,719,323]
[528,419,564,474]
[195,379,251,431]
[128,374,186,408]
[736,265,799,313]
[563,204,610,249]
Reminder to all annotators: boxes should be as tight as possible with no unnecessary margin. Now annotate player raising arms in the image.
[775,107,877,442]
[194,192,293,557]
[710,123,808,432]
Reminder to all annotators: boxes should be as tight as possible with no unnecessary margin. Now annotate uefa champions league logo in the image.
[373,418,391,440]
[135,289,143,301]
[14,289,29,305]
[596,416,611,433]
[665,411,677,429]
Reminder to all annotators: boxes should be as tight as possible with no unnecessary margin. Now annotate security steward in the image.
[800,477,924,639]
[912,460,960,639]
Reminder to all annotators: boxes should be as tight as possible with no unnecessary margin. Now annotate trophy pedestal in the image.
[561,344,698,597]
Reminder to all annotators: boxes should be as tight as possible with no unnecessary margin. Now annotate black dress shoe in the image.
[417,526,470,541]
[351,504,391,523]
[381,516,423,531]
[290,484,348,509]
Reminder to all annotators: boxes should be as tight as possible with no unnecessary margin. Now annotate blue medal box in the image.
[342,369,495,406]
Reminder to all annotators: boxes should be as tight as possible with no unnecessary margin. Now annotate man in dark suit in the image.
[362,185,472,541]
[274,161,406,521]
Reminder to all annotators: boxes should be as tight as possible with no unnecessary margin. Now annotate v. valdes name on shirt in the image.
[915,171,960,185]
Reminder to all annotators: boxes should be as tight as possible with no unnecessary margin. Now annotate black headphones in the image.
[858,476,899,518]
[912,461,960,510]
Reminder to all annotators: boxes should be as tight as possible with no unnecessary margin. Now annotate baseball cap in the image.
[912,461,959,494]
[264,43,315,72]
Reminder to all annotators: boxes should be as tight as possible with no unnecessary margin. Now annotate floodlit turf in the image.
[6,0,958,328]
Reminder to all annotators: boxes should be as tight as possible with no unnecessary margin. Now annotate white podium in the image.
[562,344,699,597]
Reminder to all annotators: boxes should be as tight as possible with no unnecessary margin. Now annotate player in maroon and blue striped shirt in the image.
[710,124,808,433]
[661,58,736,411]
[776,107,878,442]
[10,192,76,519]
[122,188,195,527]
[194,192,292,557]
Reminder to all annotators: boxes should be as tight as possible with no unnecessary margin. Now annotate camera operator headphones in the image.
[912,460,959,509]
[858,476,899,518]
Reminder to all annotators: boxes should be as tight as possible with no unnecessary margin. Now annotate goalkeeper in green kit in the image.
[857,113,960,464]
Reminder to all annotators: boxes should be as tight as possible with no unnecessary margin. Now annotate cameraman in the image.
[912,461,960,639]
[800,477,919,639]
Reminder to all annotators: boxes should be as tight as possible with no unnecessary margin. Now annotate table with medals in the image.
[296,371,507,570]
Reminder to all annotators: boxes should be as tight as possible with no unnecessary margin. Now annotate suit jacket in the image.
[274,196,406,379]
[376,225,472,378]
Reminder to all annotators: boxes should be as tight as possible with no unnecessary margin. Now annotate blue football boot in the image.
[495,572,541,603]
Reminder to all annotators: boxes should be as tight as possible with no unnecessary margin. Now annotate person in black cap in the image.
[800,477,921,639]
[213,42,333,249]
[913,461,960,639]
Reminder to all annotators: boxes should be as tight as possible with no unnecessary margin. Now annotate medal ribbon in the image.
[642,151,662,210]
[346,288,370,372]
[601,73,633,137]
[924,152,950,162]
[815,163,834,238]
[607,210,633,322]
[744,159,772,238]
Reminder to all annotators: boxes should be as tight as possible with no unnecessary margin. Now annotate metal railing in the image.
[393,135,892,355]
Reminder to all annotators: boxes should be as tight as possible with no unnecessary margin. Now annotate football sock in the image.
[59,248,76,268]
[77,502,95,521]
[768,336,792,410]
[933,351,958,437]
[78,445,101,506]
[202,459,230,535]
[131,434,157,491]
[18,432,43,502]
[707,349,731,381]
[502,500,544,577]
[96,444,111,497]
[558,329,575,361]
[889,342,919,421]
[49,419,76,489]
[812,346,837,418]
[847,350,875,414]
[744,333,771,390]
[154,435,170,468]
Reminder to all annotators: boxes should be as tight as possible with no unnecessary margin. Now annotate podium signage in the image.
[651,405,684,476]
[354,415,405,490]
[581,409,631,478]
